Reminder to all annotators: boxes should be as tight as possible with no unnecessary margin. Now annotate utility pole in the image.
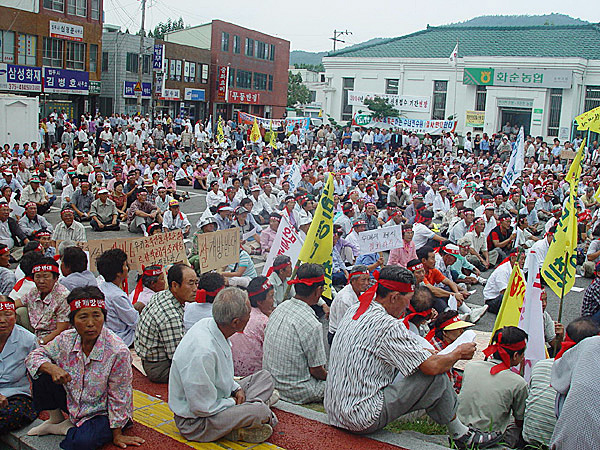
[136,0,146,115]
[331,29,352,52]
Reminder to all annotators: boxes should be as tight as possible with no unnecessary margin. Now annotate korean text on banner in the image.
[352,114,457,134]
[357,225,403,255]
[298,173,335,299]
[501,126,525,193]
[262,215,304,276]
[85,230,188,272]
[288,162,301,192]
[575,106,600,134]
[491,262,526,339]
[196,227,240,273]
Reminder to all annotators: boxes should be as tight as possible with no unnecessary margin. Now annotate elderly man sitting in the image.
[169,287,277,444]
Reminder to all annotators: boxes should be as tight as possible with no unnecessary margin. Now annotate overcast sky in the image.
[104,1,599,52]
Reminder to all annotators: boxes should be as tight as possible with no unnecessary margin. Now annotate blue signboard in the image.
[184,88,205,101]
[0,64,42,92]
[43,67,89,95]
[123,81,152,98]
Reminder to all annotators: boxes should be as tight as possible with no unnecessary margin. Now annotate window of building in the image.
[221,32,229,52]
[200,64,209,84]
[42,37,63,68]
[341,77,354,122]
[89,44,98,73]
[43,0,64,12]
[584,86,600,112]
[256,41,267,60]
[91,0,100,20]
[236,70,252,89]
[245,38,254,57]
[254,72,267,90]
[0,31,15,64]
[188,62,196,82]
[310,90,316,103]
[229,68,235,87]
[67,0,87,17]
[432,80,448,120]
[269,44,275,61]
[17,34,36,66]
[233,35,240,54]
[547,88,563,137]
[142,54,151,74]
[66,41,85,70]
[101,51,109,72]
[268,74,273,91]
[475,85,487,111]
[385,79,399,95]
[126,52,138,73]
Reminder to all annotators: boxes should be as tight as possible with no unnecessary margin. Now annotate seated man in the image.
[70,180,94,222]
[487,214,516,263]
[89,188,120,232]
[267,255,293,307]
[135,264,198,383]
[18,202,53,238]
[51,207,86,242]
[183,272,225,331]
[324,265,500,449]
[128,265,165,310]
[263,263,328,404]
[169,287,277,443]
[127,189,162,236]
[412,210,446,251]
[97,249,138,347]
[582,261,600,321]
[162,199,191,237]
[221,247,257,288]
[0,297,38,434]
[483,250,525,314]
[458,326,528,444]
[59,246,98,291]
[0,244,16,295]
[25,286,143,449]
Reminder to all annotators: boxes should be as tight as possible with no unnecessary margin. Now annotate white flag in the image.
[288,162,302,192]
[518,251,547,381]
[206,115,213,139]
[262,215,304,276]
[449,42,459,66]
[501,126,525,194]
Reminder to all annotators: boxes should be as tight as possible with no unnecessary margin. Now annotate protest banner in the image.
[501,126,524,193]
[237,111,310,133]
[85,230,188,272]
[357,225,403,255]
[352,113,457,134]
[575,105,600,134]
[491,262,526,338]
[465,110,485,127]
[195,227,240,273]
[288,162,302,192]
[348,91,430,113]
[262,215,304,276]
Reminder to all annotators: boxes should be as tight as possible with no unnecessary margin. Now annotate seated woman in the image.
[14,257,70,345]
[128,265,165,311]
[0,296,38,434]
[426,310,474,394]
[230,277,275,377]
[25,286,144,450]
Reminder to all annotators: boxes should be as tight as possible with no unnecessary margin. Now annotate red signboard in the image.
[228,89,260,104]
[217,66,228,102]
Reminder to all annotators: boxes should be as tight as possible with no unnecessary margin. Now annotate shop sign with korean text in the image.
[43,67,88,95]
[463,68,572,89]
[123,81,151,98]
[0,63,42,92]
[217,66,228,102]
[49,21,83,42]
[228,89,260,104]
[348,91,430,113]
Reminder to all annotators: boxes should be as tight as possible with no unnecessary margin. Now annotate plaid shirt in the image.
[582,278,600,317]
[134,289,184,362]
[430,336,463,394]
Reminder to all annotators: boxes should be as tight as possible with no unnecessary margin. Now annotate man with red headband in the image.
[325,265,500,449]
[334,201,355,236]
[458,326,528,445]
[51,207,86,242]
[18,202,53,238]
[260,213,281,254]
[263,263,328,404]
[128,265,165,310]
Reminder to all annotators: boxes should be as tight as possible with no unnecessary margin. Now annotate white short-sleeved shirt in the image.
[412,222,435,250]
[483,261,512,300]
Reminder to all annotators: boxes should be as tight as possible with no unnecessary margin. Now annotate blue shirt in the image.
[480,139,490,151]
[0,324,37,398]
[99,280,138,347]
[519,207,539,226]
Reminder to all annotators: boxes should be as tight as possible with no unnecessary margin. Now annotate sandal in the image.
[450,427,502,449]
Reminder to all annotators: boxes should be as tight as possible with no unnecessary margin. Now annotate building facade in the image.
[323,24,600,142]
[164,20,290,120]
[0,0,103,119]
[288,67,328,118]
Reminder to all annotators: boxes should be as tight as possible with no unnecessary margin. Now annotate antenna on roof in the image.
[331,30,352,51]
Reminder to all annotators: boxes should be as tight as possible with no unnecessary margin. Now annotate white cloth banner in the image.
[357,225,403,255]
[262,216,304,276]
[501,126,525,193]
[348,91,430,113]
[288,162,302,192]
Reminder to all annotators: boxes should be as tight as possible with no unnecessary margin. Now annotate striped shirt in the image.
[324,301,430,432]
[522,359,556,446]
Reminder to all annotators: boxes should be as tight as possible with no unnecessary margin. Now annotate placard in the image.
[195,228,240,273]
[262,216,304,275]
[348,91,430,113]
[357,224,403,255]
[465,110,485,127]
[353,113,457,134]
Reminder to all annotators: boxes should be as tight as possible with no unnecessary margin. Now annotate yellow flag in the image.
[594,184,600,203]
[250,118,261,143]
[269,121,276,149]
[491,262,526,339]
[575,106,600,134]
[318,109,323,118]
[216,116,224,144]
[565,138,586,184]
[298,173,335,299]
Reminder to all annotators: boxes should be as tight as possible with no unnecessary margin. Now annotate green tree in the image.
[149,17,185,39]
[293,63,325,72]
[363,96,399,119]
[287,72,311,108]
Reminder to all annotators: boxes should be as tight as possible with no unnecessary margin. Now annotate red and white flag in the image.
[449,42,459,66]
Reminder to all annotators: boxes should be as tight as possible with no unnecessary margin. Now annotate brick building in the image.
[164,20,289,120]
[0,0,103,119]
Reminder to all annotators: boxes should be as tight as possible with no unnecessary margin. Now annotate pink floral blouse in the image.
[21,282,70,339]
[26,327,133,429]
[230,307,269,377]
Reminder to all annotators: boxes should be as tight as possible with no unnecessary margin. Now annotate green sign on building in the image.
[89,80,101,95]
[463,68,572,89]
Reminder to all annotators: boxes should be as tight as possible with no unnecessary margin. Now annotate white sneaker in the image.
[458,312,471,321]
[469,304,489,323]
[477,276,487,285]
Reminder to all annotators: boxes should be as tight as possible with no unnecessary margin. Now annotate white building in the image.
[322,22,600,141]
[288,67,328,118]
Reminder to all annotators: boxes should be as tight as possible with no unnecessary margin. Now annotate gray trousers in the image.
[128,215,153,233]
[360,370,457,434]
[142,359,171,384]
[174,369,276,443]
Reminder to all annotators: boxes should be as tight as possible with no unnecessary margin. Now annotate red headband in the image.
[35,230,51,238]
[554,332,576,359]
[0,246,9,256]
[407,262,424,272]
[287,275,325,286]
[353,273,414,320]
[265,261,292,277]
[425,315,462,341]
[0,301,15,311]
[32,264,59,274]
[348,270,369,281]
[132,266,163,304]
[70,298,106,312]
[402,304,432,328]
[482,332,527,375]
[248,281,272,297]
[195,285,224,303]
